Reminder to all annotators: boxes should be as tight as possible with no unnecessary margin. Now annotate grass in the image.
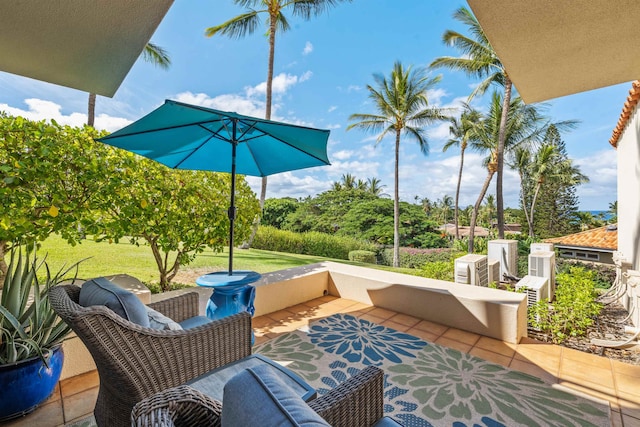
[35,235,426,286]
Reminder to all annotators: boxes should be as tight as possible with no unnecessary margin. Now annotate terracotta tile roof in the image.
[609,80,640,148]
[544,224,617,251]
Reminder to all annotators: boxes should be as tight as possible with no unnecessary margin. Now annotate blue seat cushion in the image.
[146,306,183,330]
[372,416,404,427]
[79,277,150,328]
[178,315,212,330]
[221,365,329,427]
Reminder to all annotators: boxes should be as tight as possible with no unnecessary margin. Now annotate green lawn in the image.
[36,235,423,285]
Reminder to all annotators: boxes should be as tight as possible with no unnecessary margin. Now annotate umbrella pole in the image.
[228,120,238,275]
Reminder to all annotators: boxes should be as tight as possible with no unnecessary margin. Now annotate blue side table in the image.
[195,271,261,322]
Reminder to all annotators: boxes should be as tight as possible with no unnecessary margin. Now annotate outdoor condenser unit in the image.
[528,251,556,300]
[455,254,488,287]
[488,239,518,281]
[487,259,500,285]
[515,275,550,323]
[530,242,554,254]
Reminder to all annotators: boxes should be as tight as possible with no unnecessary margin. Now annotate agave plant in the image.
[0,245,81,366]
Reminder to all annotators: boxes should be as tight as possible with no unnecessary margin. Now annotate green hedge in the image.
[253,226,377,260]
[348,250,377,264]
[379,247,458,268]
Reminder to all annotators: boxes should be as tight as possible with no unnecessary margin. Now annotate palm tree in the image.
[206,0,352,247]
[482,194,496,227]
[438,195,454,224]
[87,43,170,127]
[366,177,386,196]
[431,6,512,239]
[608,200,618,223]
[443,103,481,239]
[347,61,447,267]
[340,173,356,190]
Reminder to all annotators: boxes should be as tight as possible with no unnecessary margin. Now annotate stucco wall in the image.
[616,104,640,328]
[617,105,640,270]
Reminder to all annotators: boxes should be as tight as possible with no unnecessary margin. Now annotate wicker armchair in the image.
[48,285,252,427]
[131,365,385,427]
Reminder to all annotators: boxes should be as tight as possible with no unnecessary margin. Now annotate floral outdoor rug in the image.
[254,313,610,427]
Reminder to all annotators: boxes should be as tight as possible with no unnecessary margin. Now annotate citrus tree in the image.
[0,114,110,278]
[89,153,260,290]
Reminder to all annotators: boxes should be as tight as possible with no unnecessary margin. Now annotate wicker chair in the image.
[48,285,252,427]
[131,365,386,427]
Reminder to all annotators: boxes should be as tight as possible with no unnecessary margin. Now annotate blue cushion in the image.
[79,277,150,328]
[221,365,329,427]
[146,306,183,330]
[178,315,212,330]
[372,416,404,427]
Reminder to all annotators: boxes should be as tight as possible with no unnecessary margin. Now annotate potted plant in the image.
[0,244,81,421]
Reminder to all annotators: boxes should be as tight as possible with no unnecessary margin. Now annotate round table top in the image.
[195,270,261,288]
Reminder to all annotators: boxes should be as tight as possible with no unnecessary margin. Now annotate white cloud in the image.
[325,160,380,179]
[348,85,362,92]
[574,149,617,208]
[246,172,330,199]
[0,98,131,132]
[332,150,354,161]
[427,88,448,105]
[175,91,266,118]
[302,41,313,56]
[245,72,311,98]
[326,123,341,130]
[328,105,337,113]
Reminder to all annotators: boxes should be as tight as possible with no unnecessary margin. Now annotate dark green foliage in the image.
[557,258,615,290]
[379,247,456,269]
[529,266,603,343]
[261,197,299,229]
[348,250,377,264]
[253,226,377,260]
[530,126,583,238]
[415,232,449,249]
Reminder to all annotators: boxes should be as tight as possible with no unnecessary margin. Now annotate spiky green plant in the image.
[0,245,82,366]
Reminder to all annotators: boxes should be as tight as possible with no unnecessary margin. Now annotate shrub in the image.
[451,236,488,254]
[379,247,458,269]
[529,266,603,343]
[419,259,455,281]
[348,250,377,264]
[556,258,615,290]
[253,226,377,260]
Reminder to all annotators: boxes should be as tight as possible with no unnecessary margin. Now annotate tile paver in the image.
[12,296,639,426]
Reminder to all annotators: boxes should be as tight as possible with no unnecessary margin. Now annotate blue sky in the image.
[0,1,625,210]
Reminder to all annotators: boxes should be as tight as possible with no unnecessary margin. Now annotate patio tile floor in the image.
[6,295,640,426]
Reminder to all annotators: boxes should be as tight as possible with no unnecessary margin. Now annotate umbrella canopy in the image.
[98,100,331,273]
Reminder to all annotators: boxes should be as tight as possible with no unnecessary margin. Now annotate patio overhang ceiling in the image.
[0,1,173,97]
[466,0,640,103]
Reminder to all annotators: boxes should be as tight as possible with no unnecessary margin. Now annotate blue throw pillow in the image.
[221,365,329,427]
[146,306,183,331]
[79,277,150,328]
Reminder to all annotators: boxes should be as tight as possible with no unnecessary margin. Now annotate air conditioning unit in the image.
[455,254,488,287]
[516,275,549,323]
[488,239,518,280]
[528,251,556,300]
[487,259,500,285]
[530,243,554,254]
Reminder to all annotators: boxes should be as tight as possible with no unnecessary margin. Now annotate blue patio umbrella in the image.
[98,100,330,274]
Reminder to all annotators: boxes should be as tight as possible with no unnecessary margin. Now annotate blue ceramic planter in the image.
[0,346,64,421]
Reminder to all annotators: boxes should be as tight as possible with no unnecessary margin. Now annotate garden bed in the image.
[527,302,640,365]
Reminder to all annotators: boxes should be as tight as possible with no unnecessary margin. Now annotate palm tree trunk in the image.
[246,19,277,249]
[87,93,96,127]
[468,168,495,253]
[393,130,401,267]
[528,181,542,238]
[454,144,466,239]
[496,77,513,239]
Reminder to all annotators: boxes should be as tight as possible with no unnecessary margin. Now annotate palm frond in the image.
[143,43,171,69]
[205,11,262,38]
